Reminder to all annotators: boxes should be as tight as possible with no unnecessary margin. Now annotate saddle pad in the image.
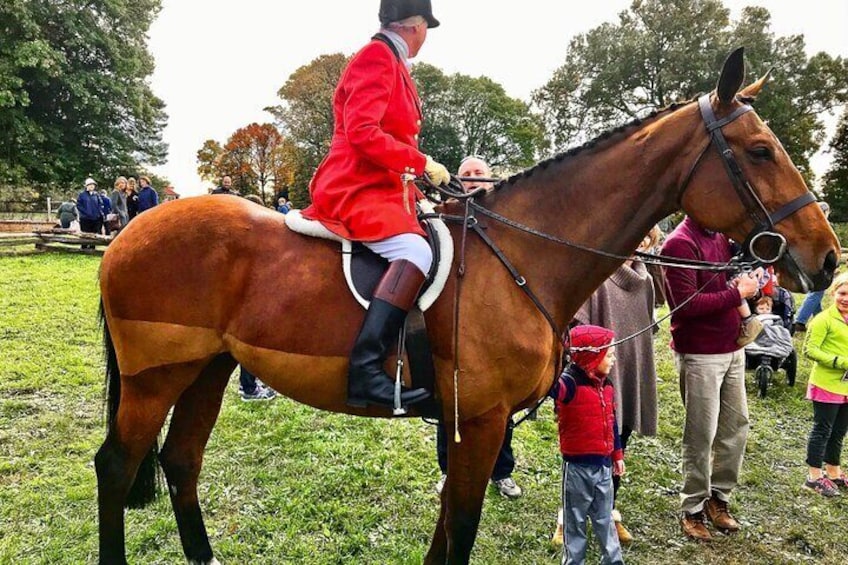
[286,200,453,311]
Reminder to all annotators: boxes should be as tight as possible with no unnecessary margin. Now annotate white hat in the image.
[84,177,97,186]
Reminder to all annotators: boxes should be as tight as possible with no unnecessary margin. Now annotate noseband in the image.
[679,94,817,264]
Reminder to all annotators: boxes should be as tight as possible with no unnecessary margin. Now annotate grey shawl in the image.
[110,189,129,226]
[575,261,658,436]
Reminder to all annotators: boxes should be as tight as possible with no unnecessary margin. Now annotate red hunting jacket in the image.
[302,35,427,241]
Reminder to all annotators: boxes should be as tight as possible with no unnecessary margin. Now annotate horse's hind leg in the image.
[96,362,204,565]
[159,353,236,565]
[425,406,509,565]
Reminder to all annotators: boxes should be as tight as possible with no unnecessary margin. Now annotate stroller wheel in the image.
[756,365,772,398]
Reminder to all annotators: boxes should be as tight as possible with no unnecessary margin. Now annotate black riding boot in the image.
[347,259,431,408]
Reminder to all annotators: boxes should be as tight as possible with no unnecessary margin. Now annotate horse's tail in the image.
[100,299,161,508]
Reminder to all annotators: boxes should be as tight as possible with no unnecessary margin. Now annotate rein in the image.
[422,93,817,427]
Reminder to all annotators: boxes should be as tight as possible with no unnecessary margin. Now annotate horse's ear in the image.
[739,67,773,100]
[717,47,746,104]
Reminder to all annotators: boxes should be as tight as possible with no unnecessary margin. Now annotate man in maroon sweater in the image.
[662,216,759,541]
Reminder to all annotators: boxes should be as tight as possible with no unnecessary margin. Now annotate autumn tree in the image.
[196,123,291,205]
[822,108,848,222]
[0,0,167,197]
[533,0,848,181]
[266,53,349,207]
[412,64,547,174]
[196,139,224,183]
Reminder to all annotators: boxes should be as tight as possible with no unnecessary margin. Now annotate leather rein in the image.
[418,93,817,423]
[421,93,817,340]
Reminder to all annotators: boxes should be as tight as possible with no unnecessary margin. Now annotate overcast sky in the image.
[147,1,848,196]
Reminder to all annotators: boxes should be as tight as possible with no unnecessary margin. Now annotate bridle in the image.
[677,94,816,265]
[419,92,819,422]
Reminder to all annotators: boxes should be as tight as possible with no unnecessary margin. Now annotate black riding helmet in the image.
[379,0,440,28]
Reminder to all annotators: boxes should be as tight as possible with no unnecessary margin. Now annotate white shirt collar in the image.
[379,28,411,68]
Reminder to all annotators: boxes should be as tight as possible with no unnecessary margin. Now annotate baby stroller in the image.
[744,313,797,398]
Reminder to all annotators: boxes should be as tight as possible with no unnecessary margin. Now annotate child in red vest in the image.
[551,325,625,564]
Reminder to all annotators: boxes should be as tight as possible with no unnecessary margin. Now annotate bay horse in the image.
[96,48,838,564]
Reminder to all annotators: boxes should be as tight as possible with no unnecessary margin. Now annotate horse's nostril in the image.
[824,250,838,273]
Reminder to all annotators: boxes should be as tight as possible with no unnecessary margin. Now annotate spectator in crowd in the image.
[137,176,159,213]
[794,202,832,333]
[110,176,129,230]
[56,199,79,229]
[434,155,522,499]
[549,325,625,565]
[99,188,114,235]
[77,177,105,246]
[277,197,291,214]
[562,225,662,545]
[212,175,237,195]
[802,272,848,497]
[662,215,759,541]
[126,177,140,221]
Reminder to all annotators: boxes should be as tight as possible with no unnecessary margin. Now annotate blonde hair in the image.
[829,272,848,295]
[114,176,127,189]
[127,177,137,189]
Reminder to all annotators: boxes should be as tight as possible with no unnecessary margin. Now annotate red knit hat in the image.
[568,325,615,373]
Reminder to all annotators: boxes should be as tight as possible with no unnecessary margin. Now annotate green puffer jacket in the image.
[804,305,848,396]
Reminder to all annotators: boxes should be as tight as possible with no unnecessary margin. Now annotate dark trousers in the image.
[437,418,515,481]
[239,366,259,394]
[806,401,848,468]
[79,218,102,248]
[612,425,633,503]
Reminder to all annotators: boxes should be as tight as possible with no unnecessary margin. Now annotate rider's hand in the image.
[425,155,450,186]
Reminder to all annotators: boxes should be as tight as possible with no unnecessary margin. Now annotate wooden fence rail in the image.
[0,230,111,256]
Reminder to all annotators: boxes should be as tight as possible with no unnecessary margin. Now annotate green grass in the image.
[1,254,847,564]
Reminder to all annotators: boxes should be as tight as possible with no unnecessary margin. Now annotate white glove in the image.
[424,155,450,186]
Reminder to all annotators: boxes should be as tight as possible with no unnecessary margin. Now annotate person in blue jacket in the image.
[77,177,104,248]
[99,188,113,235]
[137,176,159,213]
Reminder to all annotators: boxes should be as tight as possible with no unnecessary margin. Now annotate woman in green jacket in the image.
[803,272,848,497]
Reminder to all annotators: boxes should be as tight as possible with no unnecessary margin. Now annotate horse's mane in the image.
[496,96,701,190]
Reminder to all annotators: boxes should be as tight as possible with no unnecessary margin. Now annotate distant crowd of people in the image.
[56,175,159,237]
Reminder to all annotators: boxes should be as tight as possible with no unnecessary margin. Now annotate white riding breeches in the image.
[364,234,433,276]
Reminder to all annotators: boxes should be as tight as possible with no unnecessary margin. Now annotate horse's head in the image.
[680,47,840,292]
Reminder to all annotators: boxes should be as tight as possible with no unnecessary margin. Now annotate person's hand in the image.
[613,459,625,476]
[735,271,760,299]
[424,155,450,186]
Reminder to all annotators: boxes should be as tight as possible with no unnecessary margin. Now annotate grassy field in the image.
[1,254,848,564]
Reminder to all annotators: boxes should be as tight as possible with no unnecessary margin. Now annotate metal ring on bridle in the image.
[748,231,788,264]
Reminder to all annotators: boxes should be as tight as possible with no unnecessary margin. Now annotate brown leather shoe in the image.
[681,511,712,541]
[705,496,740,533]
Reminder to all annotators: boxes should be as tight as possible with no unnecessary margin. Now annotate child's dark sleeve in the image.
[548,371,577,404]
[612,412,624,462]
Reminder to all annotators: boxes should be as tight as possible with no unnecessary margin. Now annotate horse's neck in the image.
[481,105,699,330]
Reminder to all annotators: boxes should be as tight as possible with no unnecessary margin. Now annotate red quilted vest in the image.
[556,368,618,458]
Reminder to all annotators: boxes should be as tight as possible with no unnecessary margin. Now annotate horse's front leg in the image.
[425,405,509,565]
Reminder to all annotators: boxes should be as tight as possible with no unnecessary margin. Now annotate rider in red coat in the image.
[302,0,450,409]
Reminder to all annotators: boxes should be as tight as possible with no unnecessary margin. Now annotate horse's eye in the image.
[748,146,772,161]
